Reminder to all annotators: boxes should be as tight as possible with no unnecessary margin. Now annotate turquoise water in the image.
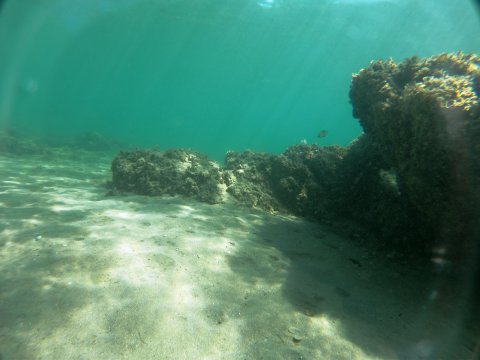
[1,2,480,359]
[1,0,479,160]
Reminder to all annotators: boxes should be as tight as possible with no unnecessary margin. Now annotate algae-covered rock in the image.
[110,145,345,216]
[224,145,346,219]
[349,52,480,254]
[224,150,281,212]
[0,130,48,155]
[334,135,426,250]
[111,149,224,204]
[270,144,346,219]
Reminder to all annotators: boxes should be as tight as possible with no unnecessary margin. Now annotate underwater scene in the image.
[1,0,480,359]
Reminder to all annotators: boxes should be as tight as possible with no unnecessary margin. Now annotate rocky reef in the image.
[333,135,425,249]
[0,129,48,155]
[222,150,280,213]
[0,129,127,156]
[111,149,224,204]
[106,54,479,353]
[111,145,346,221]
[110,52,479,260]
[349,52,480,256]
[224,145,346,220]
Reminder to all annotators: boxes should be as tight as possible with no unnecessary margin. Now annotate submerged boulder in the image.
[224,145,346,220]
[223,150,281,213]
[334,135,426,250]
[270,144,346,219]
[349,52,480,255]
[111,149,224,204]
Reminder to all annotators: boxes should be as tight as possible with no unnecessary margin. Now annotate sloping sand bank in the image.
[0,154,471,359]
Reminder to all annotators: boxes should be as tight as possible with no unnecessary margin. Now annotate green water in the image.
[0,0,479,160]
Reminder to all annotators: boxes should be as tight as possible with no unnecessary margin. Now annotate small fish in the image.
[317,130,328,139]
[348,258,362,267]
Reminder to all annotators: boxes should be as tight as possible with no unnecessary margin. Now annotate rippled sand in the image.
[0,153,467,360]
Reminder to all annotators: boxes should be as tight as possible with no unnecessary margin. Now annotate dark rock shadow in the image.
[224,213,473,359]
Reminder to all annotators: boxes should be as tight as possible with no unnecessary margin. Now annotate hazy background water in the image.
[1,0,479,160]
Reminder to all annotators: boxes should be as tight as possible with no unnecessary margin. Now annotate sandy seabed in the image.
[0,153,471,360]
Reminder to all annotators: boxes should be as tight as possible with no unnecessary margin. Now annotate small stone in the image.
[292,334,303,343]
